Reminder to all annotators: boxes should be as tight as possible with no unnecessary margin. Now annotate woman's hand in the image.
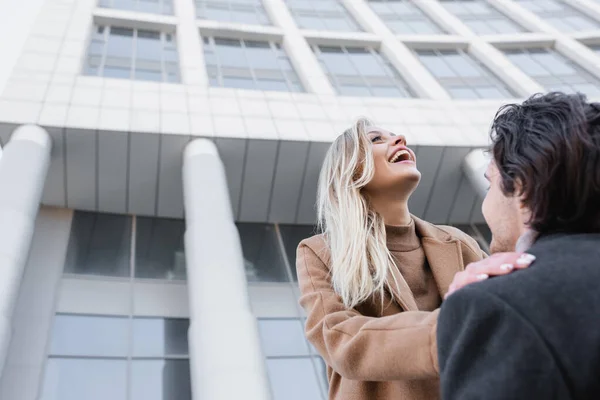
[445,252,536,299]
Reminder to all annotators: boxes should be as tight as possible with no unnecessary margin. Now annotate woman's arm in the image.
[297,242,440,382]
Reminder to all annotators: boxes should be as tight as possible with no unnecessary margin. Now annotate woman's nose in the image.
[391,135,406,146]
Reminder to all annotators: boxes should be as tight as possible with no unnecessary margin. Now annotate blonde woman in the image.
[296,118,531,400]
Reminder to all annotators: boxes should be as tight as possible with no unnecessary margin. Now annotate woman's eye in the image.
[370,136,382,143]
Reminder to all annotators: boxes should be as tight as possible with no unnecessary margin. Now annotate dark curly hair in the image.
[490,92,600,235]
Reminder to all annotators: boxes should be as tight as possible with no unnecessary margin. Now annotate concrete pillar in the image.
[0,125,51,377]
[174,0,209,86]
[463,149,491,199]
[182,139,271,400]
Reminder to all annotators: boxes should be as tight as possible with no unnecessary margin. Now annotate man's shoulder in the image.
[443,233,600,323]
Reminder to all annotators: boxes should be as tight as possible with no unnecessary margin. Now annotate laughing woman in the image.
[296,118,517,400]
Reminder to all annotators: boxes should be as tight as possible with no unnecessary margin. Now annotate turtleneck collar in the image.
[385,218,421,252]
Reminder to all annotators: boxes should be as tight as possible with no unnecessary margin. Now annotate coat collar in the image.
[386,216,464,310]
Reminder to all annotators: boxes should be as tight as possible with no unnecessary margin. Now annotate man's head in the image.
[483,92,600,253]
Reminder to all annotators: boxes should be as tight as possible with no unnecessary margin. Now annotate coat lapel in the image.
[414,217,465,299]
[386,263,419,311]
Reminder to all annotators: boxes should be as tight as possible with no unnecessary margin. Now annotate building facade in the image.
[1,0,600,399]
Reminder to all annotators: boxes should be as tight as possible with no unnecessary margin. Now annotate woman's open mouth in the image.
[388,149,415,164]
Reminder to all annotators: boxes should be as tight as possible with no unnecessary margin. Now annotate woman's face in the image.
[363,126,420,196]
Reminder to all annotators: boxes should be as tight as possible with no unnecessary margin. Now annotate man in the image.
[438,92,600,400]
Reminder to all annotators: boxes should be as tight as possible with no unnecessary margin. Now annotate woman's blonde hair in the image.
[317,118,400,309]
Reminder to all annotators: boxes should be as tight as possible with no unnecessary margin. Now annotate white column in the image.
[183,139,271,400]
[417,0,544,97]
[342,0,450,100]
[263,0,336,95]
[463,149,490,199]
[0,125,51,376]
[174,0,209,86]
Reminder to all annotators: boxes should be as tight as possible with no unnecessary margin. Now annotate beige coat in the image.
[296,217,487,400]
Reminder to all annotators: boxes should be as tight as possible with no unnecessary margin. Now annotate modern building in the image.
[0,0,599,399]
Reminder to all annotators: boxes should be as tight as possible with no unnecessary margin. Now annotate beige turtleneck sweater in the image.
[386,219,441,311]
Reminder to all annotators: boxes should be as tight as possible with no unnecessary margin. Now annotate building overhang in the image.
[0,122,488,225]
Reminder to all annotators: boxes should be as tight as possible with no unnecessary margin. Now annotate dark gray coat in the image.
[438,233,600,400]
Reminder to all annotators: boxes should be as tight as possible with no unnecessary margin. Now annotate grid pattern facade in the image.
[416,49,515,99]
[203,37,303,92]
[77,0,600,98]
[368,0,444,34]
[195,0,271,25]
[515,0,600,32]
[84,25,180,83]
[284,0,362,32]
[99,0,174,15]
[313,44,415,97]
[440,0,526,34]
[503,48,600,96]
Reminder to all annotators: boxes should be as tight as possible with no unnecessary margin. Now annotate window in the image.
[64,212,131,278]
[503,48,600,96]
[41,315,191,400]
[368,0,444,34]
[257,319,327,400]
[84,25,180,83]
[98,0,174,15]
[515,0,600,32]
[203,37,303,92]
[416,49,515,99]
[135,217,186,280]
[279,224,316,281]
[65,212,301,284]
[237,223,290,282]
[440,0,525,34]
[589,44,600,54]
[195,0,271,25]
[314,45,415,97]
[284,0,361,31]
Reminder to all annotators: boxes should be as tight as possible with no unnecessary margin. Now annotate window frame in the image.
[84,24,181,83]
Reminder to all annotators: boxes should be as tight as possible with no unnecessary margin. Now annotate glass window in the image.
[204,37,303,92]
[132,318,189,357]
[100,0,173,15]
[64,211,131,277]
[285,0,361,32]
[503,48,600,96]
[84,25,181,83]
[258,319,310,357]
[135,217,186,280]
[369,0,444,34]
[416,49,515,99]
[314,44,415,97]
[50,315,129,357]
[237,223,290,282]
[196,0,271,25]
[44,315,192,400]
[131,360,192,400]
[440,0,525,34]
[515,0,600,32]
[279,224,316,281]
[40,358,128,400]
[266,358,324,400]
